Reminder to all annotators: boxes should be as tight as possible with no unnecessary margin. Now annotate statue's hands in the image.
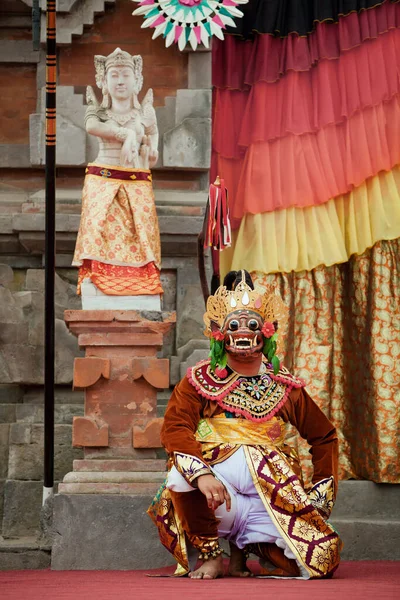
[149,148,159,168]
[197,474,231,512]
[139,136,150,169]
[140,135,158,169]
[120,131,138,167]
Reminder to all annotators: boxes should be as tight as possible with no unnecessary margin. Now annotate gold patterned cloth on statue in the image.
[73,164,162,296]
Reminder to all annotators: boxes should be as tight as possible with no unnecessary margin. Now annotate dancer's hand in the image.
[197,474,231,512]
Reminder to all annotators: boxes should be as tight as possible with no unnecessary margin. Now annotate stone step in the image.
[51,493,400,570]
[41,1,117,45]
[63,471,166,484]
[25,188,207,208]
[330,518,400,560]
[333,481,400,518]
[73,459,166,472]
[58,482,161,495]
[0,536,51,571]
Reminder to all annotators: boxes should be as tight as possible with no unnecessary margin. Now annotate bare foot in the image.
[189,555,224,580]
[228,543,253,578]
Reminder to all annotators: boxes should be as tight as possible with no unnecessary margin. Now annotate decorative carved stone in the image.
[72,417,109,448]
[63,310,175,480]
[73,357,110,389]
[132,418,164,449]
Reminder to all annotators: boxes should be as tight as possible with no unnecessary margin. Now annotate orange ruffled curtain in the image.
[222,166,400,274]
[213,0,400,89]
[212,0,400,482]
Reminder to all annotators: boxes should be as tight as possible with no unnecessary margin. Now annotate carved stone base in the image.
[52,494,172,570]
[61,309,174,473]
[52,310,175,569]
[80,280,162,311]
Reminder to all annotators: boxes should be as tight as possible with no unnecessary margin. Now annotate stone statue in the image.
[72,48,162,309]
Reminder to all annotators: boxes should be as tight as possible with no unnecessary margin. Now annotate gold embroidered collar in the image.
[187,359,305,422]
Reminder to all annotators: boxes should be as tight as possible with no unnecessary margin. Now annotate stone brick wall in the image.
[0,0,211,548]
[58,0,188,107]
[0,65,37,144]
[0,265,84,541]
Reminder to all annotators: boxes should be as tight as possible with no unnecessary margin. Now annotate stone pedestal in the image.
[52,310,176,570]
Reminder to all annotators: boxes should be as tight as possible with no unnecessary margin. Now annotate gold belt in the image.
[195,415,286,447]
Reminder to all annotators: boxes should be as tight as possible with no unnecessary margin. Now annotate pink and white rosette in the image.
[132,0,249,51]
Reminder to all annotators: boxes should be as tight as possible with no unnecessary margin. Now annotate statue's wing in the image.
[141,87,154,109]
[86,85,99,108]
[141,88,157,126]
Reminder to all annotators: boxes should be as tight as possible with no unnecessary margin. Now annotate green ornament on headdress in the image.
[209,337,227,372]
[263,332,280,375]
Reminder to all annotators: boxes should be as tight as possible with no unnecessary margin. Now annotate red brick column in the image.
[59,310,175,494]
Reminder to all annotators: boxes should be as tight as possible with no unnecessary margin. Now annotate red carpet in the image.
[1,562,399,600]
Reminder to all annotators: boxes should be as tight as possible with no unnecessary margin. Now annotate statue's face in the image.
[222,310,264,360]
[106,66,136,101]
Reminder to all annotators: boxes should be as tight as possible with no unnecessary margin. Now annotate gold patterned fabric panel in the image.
[196,416,286,448]
[244,446,342,578]
[148,443,341,578]
[73,169,161,269]
[252,238,400,484]
[147,482,189,574]
[196,415,286,466]
[308,477,335,519]
[174,452,211,484]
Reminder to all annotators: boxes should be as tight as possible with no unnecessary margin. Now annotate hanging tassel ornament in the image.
[198,177,232,305]
[203,176,232,252]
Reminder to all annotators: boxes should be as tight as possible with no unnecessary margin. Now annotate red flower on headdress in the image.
[262,321,275,338]
[211,330,224,342]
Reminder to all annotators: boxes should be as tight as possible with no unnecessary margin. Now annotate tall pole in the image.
[43,0,56,506]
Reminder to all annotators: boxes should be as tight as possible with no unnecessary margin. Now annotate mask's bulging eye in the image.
[248,319,259,331]
[229,320,239,332]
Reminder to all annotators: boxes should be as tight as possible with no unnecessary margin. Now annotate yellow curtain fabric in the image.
[221,166,400,278]
[251,238,400,484]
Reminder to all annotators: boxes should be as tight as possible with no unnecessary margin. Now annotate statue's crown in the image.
[203,274,288,338]
[104,48,136,71]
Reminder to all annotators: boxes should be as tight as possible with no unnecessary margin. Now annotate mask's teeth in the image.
[253,336,257,347]
[229,335,234,347]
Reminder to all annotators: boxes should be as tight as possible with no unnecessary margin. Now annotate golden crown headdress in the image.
[94,48,143,95]
[204,277,288,339]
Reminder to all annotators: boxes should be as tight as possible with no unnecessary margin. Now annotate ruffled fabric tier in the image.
[216,93,400,220]
[213,27,400,153]
[219,166,400,276]
[214,0,400,89]
[227,0,397,39]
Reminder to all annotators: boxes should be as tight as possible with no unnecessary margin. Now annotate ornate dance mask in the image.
[203,272,288,374]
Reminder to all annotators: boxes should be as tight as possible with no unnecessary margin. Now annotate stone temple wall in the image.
[0,0,212,557]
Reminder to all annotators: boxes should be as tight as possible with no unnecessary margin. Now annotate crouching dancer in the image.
[148,270,342,579]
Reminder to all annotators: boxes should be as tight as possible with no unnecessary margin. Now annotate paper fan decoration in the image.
[132,0,249,51]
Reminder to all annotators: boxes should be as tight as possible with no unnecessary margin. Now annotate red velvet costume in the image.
[148,277,342,578]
